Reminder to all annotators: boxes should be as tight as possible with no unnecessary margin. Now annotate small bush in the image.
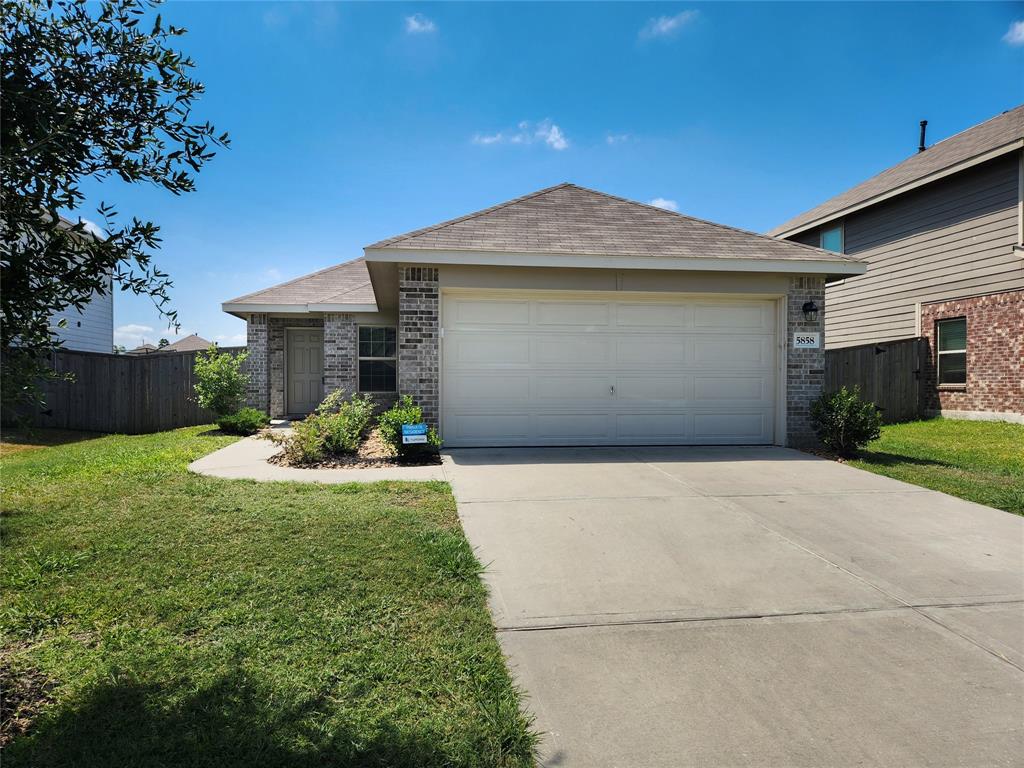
[274,391,375,464]
[216,407,269,436]
[810,386,882,457]
[377,395,440,457]
[317,392,375,454]
[279,416,327,465]
[194,345,249,417]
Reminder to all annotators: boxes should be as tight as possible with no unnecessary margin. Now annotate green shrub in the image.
[274,391,375,464]
[317,392,375,454]
[193,345,249,417]
[810,386,882,457]
[216,407,269,436]
[280,416,327,465]
[377,395,440,457]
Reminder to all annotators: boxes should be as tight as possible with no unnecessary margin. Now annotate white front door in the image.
[441,291,778,447]
[286,329,323,415]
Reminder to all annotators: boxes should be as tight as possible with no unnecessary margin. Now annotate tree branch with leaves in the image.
[1,0,227,412]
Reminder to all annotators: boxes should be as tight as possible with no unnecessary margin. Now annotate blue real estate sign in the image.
[401,423,429,444]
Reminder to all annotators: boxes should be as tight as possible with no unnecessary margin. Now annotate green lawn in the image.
[849,418,1024,515]
[0,427,534,767]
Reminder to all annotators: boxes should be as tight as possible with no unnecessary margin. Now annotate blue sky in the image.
[83,1,1024,349]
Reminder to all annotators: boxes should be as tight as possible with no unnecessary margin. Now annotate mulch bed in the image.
[0,657,57,749]
[267,427,442,469]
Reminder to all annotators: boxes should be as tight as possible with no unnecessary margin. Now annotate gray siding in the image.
[791,153,1022,349]
[50,283,114,353]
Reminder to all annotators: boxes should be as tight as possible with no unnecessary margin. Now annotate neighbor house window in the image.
[820,224,844,253]
[936,318,967,385]
[358,326,397,392]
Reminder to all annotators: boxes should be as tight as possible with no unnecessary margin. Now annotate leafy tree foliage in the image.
[1,0,227,411]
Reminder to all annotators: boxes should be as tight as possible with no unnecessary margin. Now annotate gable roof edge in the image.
[771,138,1023,239]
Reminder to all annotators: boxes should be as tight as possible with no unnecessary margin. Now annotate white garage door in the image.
[441,291,779,447]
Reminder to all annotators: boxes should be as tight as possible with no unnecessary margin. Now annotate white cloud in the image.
[215,333,247,346]
[649,198,679,212]
[606,133,630,145]
[538,122,568,150]
[472,119,570,151]
[639,10,699,40]
[261,267,284,283]
[114,324,154,348]
[405,13,436,34]
[1003,20,1024,46]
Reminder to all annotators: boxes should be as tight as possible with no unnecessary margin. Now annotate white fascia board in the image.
[774,140,1024,240]
[221,302,379,314]
[364,247,867,277]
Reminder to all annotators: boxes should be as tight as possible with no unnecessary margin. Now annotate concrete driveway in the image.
[442,446,1024,767]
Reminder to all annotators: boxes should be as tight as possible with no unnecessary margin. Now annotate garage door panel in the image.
[535,413,613,440]
[451,413,532,442]
[442,292,777,447]
[693,336,773,367]
[447,373,532,401]
[616,303,691,328]
[616,413,690,440]
[536,301,610,327]
[616,337,689,365]
[694,376,769,402]
[694,301,772,330]
[535,375,610,400]
[451,335,532,366]
[536,337,610,364]
[615,376,691,401]
[452,298,531,326]
[693,412,770,441]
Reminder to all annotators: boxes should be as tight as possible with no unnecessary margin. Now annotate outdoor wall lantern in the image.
[801,300,819,322]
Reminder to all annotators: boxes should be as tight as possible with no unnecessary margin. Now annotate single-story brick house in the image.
[223,184,865,447]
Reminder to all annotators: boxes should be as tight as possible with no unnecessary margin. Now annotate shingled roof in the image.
[223,258,376,310]
[366,183,860,264]
[769,105,1024,237]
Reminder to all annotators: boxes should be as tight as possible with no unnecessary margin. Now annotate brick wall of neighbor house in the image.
[324,313,358,396]
[787,276,827,446]
[398,266,440,428]
[920,289,1024,419]
[245,313,269,412]
[268,316,324,417]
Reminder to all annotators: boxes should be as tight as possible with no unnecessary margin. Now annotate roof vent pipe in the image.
[918,120,928,153]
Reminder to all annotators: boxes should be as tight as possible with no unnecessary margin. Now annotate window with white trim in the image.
[358,326,397,392]
[820,224,844,253]
[936,318,966,385]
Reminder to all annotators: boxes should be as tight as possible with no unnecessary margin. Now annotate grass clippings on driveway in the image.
[0,426,534,767]
[849,418,1024,515]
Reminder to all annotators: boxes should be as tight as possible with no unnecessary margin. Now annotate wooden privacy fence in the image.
[14,346,246,434]
[825,337,924,423]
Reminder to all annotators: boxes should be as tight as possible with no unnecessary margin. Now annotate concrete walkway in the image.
[188,435,449,483]
[444,446,1024,767]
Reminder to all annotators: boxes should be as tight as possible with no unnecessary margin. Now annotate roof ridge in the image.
[567,183,859,261]
[225,257,366,304]
[321,280,374,303]
[365,183,574,249]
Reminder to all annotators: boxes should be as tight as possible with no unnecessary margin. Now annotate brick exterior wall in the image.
[268,316,324,418]
[398,266,440,428]
[787,276,826,447]
[920,289,1023,418]
[324,313,358,396]
[245,313,269,413]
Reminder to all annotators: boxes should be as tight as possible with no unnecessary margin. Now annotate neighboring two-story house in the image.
[770,106,1024,423]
